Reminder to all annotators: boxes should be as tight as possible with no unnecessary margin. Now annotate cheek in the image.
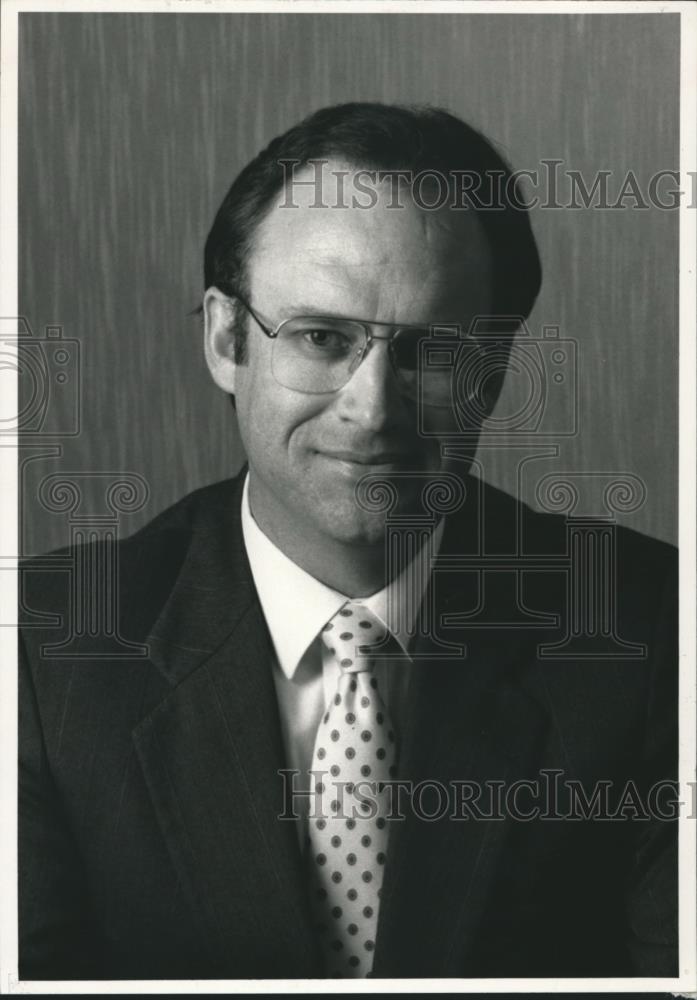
[234,365,278,459]
[236,364,326,461]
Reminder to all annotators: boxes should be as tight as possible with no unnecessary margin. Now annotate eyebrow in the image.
[264,300,463,330]
[280,302,355,319]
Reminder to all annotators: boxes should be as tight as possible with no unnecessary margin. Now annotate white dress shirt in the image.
[240,473,444,843]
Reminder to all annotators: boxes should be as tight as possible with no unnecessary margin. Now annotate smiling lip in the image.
[319,449,410,466]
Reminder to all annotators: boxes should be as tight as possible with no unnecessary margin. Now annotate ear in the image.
[203,286,239,394]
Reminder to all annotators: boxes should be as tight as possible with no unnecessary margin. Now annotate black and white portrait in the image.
[3,2,695,992]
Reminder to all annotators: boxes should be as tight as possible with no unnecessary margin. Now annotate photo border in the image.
[1,1,694,993]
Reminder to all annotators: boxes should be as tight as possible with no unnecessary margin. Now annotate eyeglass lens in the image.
[270,316,476,405]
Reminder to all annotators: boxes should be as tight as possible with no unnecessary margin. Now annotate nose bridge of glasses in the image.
[347,325,384,375]
[359,323,400,362]
[347,324,412,397]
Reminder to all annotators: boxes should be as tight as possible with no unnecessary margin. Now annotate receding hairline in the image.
[203,102,542,334]
[243,156,495,286]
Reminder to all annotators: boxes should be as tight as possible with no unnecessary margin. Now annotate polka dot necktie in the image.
[306,601,397,978]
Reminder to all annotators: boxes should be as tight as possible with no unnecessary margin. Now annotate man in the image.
[19,103,678,980]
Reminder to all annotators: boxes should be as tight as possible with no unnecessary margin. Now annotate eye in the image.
[303,328,352,352]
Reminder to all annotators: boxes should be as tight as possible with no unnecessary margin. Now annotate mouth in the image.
[318,449,413,471]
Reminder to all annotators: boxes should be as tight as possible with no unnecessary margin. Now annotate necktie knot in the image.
[321,602,389,674]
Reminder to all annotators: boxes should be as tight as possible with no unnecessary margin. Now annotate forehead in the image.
[246,159,493,321]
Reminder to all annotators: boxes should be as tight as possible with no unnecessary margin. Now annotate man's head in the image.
[203,103,541,572]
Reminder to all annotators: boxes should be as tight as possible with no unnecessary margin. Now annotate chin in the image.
[312,498,389,548]
[344,518,390,548]
[318,484,440,548]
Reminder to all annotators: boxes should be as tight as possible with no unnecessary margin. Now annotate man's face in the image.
[207,160,493,552]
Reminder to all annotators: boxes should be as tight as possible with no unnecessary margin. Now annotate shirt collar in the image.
[241,473,443,680]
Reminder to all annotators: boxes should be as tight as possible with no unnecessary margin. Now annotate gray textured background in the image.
[17,12,679,555]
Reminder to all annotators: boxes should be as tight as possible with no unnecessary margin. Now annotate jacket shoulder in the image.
[466,475,677,625]
[19,475,245,640]
[477,474,675,562]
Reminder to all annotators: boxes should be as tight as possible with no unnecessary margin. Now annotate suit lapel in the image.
[132,476,322,977]
[372,494,550,977]
[129,472,551,977]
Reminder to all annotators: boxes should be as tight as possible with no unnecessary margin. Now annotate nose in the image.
[333,337,406,431]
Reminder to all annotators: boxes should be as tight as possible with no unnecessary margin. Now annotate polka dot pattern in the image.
[307,600,397,979]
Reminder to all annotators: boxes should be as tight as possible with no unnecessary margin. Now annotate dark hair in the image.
[204,101,542,362]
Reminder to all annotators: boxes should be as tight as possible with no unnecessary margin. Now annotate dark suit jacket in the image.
[18,471,678,980]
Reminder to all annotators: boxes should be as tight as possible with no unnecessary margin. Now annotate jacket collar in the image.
[135,472,324,976]
[145,473,258,686]
[135,469,549,977]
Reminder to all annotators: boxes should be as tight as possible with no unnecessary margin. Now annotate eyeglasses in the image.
[231,292,484,409]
